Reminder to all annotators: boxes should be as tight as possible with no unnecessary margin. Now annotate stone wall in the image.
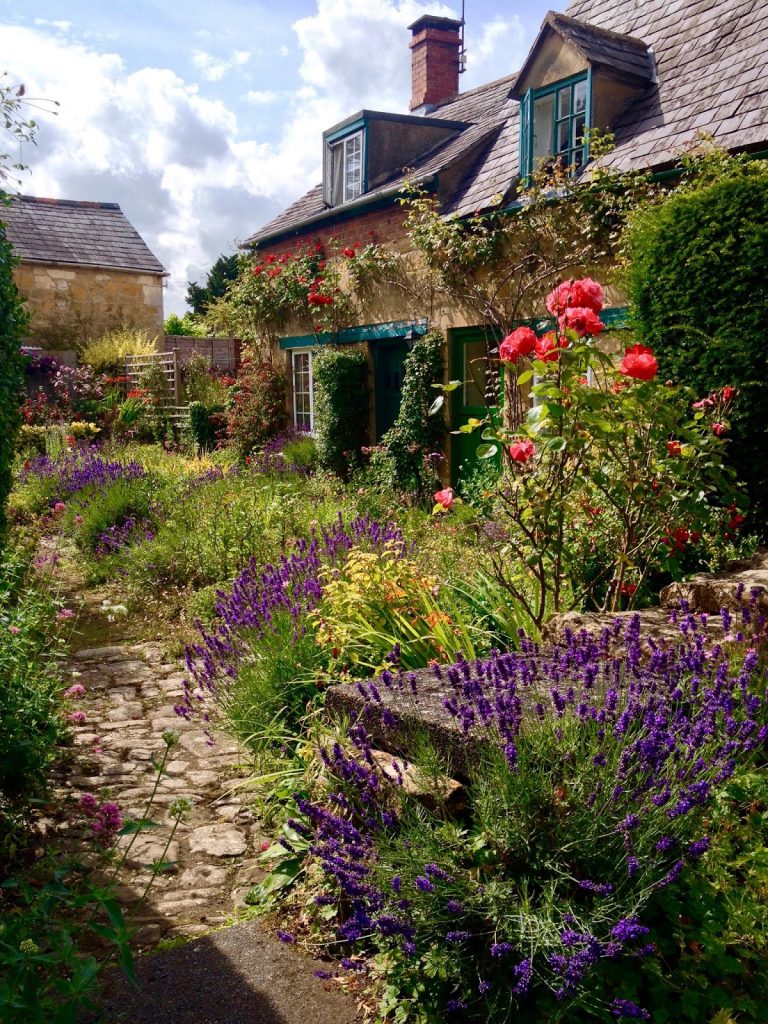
[14,262,165,349]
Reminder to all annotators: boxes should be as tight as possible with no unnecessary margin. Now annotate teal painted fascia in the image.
[324,117,365,145]
[279,318,428,350]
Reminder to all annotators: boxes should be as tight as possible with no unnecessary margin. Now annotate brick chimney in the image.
[408,14,463,112]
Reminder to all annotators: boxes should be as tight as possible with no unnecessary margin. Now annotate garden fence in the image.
[124,350,188,426]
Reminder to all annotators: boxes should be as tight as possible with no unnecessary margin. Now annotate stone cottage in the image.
[245,0,768,477]
[2,195,166,348]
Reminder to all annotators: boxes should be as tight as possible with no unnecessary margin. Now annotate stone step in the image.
[659,551,768,614]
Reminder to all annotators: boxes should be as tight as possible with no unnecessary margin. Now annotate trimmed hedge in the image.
[313,346,369,477]
[0,221,28,546]
[625,164,768,521]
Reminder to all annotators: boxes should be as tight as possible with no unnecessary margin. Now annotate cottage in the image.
[2,195,166,348]
[245,0,768,475]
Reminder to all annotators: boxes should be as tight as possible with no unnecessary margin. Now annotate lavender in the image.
[21,447,146,500]
[294,607,766,1020]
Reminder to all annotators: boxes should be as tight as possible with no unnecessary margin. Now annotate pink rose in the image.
[711,422,727,437]
[499,327,536,364]
[534,332,566,363]
[434,488,455,509]
[619,345,658,381]
[509,438,536,463]
[561,307,605,337]
[546,278,604,316]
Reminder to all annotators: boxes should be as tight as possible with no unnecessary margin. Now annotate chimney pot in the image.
[408,14,462,112]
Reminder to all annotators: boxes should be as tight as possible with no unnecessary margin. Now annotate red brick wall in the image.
[253,202,410,262]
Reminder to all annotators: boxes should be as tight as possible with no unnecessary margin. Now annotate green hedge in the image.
[313,346,369,477]
[625,163,768,521]
[0,221,28,546]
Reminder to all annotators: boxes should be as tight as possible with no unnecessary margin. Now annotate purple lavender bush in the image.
[177,513,407,741]
[293,598,768,1021]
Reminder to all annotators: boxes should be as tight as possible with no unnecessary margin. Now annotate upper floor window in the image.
[519,73,589,181]
[325,130,364,206]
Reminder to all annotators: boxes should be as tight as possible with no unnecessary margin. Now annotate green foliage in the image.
[188,401,223,452]
[0,220,27,546]
[374,331,445,499]
[79,326,157,375]
[0,547,65,818]
[163,311,205,337]
[313,346,369,477]
[70,476,154,555]
[624,153,768,522]
[227,353,287,457]
[186,252,239,316]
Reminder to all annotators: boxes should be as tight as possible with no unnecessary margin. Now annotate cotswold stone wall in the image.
[14,262,164,348]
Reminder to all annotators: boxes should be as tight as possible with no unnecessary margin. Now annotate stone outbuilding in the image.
[2,195,166,347]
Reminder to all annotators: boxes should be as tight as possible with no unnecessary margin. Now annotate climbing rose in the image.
[546,277,604,316]
[667,440,682,457]
[619,345,658,381]
[711,422,727,436]
[499,326,536,363]
[562,307,605,337]
[534,332,566,362]
[509,438,536,463]
[434,488,455,509]
[721,386,736,402]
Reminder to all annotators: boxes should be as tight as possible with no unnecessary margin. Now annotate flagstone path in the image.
[43,536,358,1022]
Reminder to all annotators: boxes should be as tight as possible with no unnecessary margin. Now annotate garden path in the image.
[45,537,359,1022]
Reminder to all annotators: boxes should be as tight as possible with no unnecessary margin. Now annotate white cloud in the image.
[33,18,72,32]
[191,48,251,82]
[1,4,529,315]
[246,89,280,105]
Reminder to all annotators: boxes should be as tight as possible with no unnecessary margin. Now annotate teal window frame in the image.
[519,71,591,181]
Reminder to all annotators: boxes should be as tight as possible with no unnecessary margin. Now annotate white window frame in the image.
[325,130,364,206]
[291,348,315,434]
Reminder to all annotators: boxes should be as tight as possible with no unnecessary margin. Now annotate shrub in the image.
[0,221,27,545]
[298,609,768,1022]
[79,326,157,375]
[188,401,223,452]
[624,155,768,522]
[0,547,65,814]
[313,346,369,477]
[227,354,288,457]
[374,331,445,499]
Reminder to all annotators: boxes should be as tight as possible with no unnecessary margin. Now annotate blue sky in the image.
[2,1,554,314]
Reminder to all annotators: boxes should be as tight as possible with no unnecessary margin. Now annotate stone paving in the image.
[57,639,267,947]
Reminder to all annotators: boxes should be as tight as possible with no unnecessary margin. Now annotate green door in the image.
[374,339,409,440]
[450,327,501,483]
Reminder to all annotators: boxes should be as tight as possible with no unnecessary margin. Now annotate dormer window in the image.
[519,73,589,180]
[325,129,364,207]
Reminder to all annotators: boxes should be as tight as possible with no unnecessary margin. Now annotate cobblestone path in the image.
[58,639,266,947]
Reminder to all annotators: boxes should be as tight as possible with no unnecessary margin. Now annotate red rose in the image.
[619,344,658,381]
[253,265,263,275]
[509,438,536,463]
[667,440,682,457]
[620,582,637,596]
[721,386,736,402]
[343,247,356,258]
[562,307,605,337]
[499,327,536,364]
[434,488,454,509]
[265,254,276,264]
[534,332,566,363]
[546,278,604,316]
[711,422,727,436]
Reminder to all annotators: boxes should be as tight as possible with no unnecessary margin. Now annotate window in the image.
[519,74,589,180]
[291,349,314,432]
[325,130,364,206]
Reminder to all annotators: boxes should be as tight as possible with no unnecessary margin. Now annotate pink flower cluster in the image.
[79,793,123,848]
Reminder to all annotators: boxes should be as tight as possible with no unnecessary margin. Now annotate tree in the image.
[186,253,240,315]
[0,76,35,544]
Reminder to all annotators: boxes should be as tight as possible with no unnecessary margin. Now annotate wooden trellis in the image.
[124,351,189,425]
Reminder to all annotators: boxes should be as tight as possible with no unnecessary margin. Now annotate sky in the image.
[1,0,554,315]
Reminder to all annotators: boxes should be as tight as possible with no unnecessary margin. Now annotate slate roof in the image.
[249,0,768,243]
[1,195,166,274]
[525,12,655,88]
[563,0,768,172]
